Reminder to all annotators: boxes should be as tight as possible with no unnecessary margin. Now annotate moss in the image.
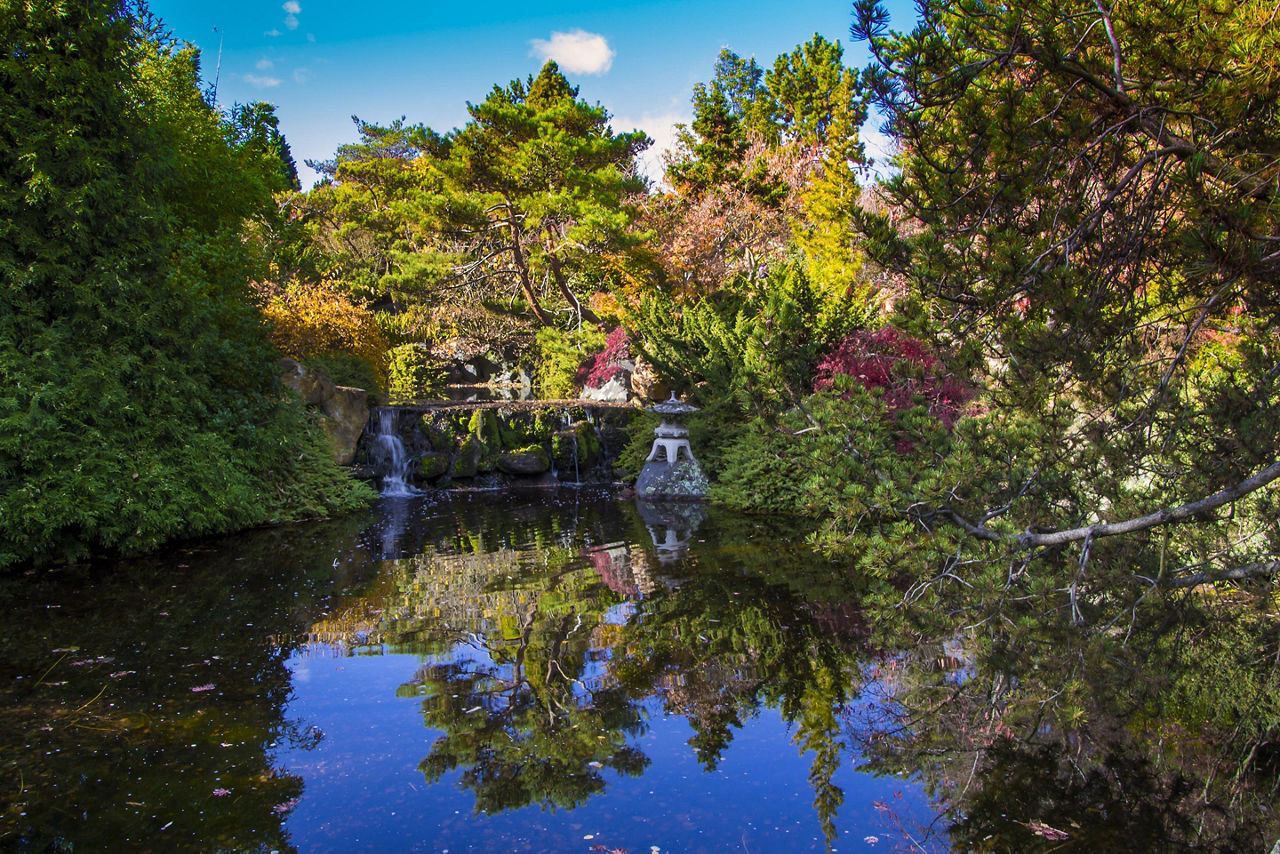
[421,413,458,451]
[468,410,501,451]
[418,452,450,481]
[451,437,479,478]
[497,411,537,449]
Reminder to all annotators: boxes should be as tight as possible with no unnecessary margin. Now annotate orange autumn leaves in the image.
[259,281,389,378]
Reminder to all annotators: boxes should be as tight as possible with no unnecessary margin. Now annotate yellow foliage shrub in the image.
[261,281,390,378]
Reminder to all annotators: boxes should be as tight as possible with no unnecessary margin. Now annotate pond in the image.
[0,492,935,852]
[3,491,1278,852]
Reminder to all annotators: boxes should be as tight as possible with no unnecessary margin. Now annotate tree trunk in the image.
[546,250,603,328]
[504,201,553,326]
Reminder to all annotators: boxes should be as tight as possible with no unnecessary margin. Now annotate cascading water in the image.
[370,408,419,497]
[562,408,580,484]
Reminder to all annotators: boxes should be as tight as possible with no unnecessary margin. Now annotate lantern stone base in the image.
[635,458,709,500]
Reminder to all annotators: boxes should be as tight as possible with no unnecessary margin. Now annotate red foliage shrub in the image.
[577,326,631,389]
[813,327,971,430]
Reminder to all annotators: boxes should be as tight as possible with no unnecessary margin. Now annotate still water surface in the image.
[1,492,938,851]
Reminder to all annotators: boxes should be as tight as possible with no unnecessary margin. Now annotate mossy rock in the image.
[496,446,551,476]
[635,458,709,499]
[451,437,480,478]
[420,413,458,452]
[497,411,539,449]
[468,409,502,450]
[551,419,602,472]
[418,452,450,481]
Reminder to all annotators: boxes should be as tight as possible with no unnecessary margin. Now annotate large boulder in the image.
[635,458,709,501]
[581,374,630,403]
[629,354,669,403]
[279,358,369,466]
[496,447,551,476]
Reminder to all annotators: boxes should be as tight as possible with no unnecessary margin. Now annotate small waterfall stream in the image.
[360,401,632,494]
[370,408,419,497]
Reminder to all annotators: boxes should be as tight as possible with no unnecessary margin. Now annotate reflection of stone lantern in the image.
[635,393,709,500]
[634,497,710,565]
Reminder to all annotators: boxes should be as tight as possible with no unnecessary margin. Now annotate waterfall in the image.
[562,408,580,484]
[371,408,419,497]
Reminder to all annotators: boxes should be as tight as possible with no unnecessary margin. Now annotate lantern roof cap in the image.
[649,392,699,418]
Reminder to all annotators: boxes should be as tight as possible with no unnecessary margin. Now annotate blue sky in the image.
[148,0,917,186]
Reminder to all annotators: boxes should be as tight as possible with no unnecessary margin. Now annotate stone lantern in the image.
[634,393,708,500]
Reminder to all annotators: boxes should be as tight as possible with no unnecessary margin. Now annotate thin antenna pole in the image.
[211,26,224,106]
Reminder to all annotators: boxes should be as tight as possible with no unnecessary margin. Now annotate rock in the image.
[629,354,668,403]
[582,375,630,403]
[417,452,451,481]
[551,420,601,473]
[635,459,709,500]
[450,437,480,478]
[420,413,455,451]
[496,448,551,476]
[279,357,334,406]
[320,385,369,466]
[279,358,369,466]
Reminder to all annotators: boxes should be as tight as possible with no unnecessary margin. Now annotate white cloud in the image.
[529,29,614,75]
[255,57,274,70]
[283,0,300,30]
[860,122,899,181]
[612,110,690,185]
[306,32,316,43]
[244,73,282,88]
[265,28,281,37]
[293,67,310,84]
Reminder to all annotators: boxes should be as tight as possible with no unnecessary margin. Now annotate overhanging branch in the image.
[1166,560,1280,589]
[940,459,1280,548]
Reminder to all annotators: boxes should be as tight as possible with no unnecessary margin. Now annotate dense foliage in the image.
[840,0,1280,585]
[284,64,652,348]
[0,0,372,568]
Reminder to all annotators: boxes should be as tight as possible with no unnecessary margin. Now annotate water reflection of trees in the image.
[612,563,869,843]
[297,496,1280,850]
[331,498,873,845]
[0,512,376,851]
[852,584,1280,850]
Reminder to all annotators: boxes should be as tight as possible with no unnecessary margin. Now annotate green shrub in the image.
[533,326,606,398]
[0,4,372,568]
[307,351,386,399]
[385,343,445,402]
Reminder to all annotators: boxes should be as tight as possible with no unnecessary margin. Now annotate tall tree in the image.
[768,34,869,289]
[851,0,1280,581]
[0,0,368,567]
[433,62,652,328]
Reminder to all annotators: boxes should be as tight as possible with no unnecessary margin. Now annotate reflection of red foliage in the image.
[583,546,637,597]
[813,327,971,430]
[577,326,631,389]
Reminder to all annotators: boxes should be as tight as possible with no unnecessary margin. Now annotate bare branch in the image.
[938,459,1280,548]
[1019,459,1280,547]
[1165,560,1280,590]
[1092,0,1125,94]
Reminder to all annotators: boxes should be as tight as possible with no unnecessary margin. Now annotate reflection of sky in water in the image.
[277,647,934,853]
[262,493,942,850]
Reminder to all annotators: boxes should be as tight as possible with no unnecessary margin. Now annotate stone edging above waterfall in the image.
[355,403,637,493]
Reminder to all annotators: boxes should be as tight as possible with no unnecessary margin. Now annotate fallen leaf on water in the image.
[1027,819,1069,841]
[191,684,215,693]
